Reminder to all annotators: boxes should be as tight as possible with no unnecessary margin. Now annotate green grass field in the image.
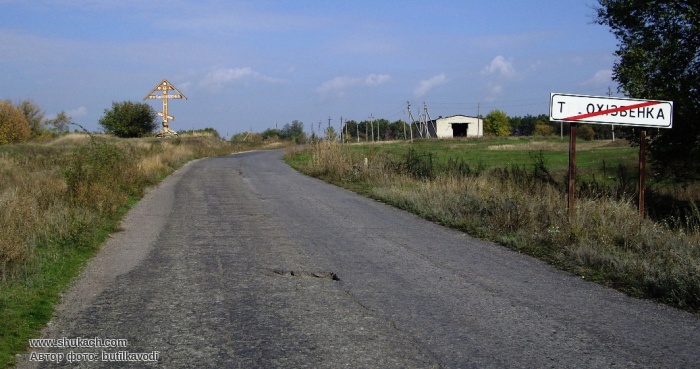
[347,137,638,181]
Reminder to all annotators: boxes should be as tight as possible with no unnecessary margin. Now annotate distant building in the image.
[426,115,483,138]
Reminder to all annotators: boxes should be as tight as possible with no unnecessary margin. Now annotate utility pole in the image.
[408,101,420,138]
[402,109,407,140]
[407,101,412,138]
[327,116,331,141]
[370,114,374,142]
[365,118,368,142]
[608,86,615,141]
[477,102,481,138]
[424,102,434,138]
[377,116,380,141]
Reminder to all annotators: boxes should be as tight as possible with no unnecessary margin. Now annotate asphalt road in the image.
[20,149,700,368]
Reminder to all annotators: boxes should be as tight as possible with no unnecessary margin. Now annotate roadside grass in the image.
[0,133,256,368]
[286,139,700,314]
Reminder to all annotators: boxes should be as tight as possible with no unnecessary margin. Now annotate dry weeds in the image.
[0,134,236,280]
[289,141,700,311]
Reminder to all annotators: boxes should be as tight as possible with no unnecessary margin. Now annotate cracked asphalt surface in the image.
[19,149,700,368]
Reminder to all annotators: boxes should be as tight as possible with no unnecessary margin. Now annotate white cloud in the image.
[317,76,355,95]
[570,56,584,65]
[583,69,613,87]
[316,73,391,97]
[529,60,543,72]
[481,55,516,78]
[413,74,447,98]
[479,56,519,102]
[199,67,281,90]
[364,74,391,86]
[67,106,87,118]
[482,81,504,102]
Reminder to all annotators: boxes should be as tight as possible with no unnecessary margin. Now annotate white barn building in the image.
[426,115,483,138]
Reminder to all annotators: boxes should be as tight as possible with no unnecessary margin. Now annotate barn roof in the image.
[430,114,481,122]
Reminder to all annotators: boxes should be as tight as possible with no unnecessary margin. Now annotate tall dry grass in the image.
[288,141,700,311]
[0,134,236,280]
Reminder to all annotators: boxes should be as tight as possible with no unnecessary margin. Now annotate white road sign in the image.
[550,93,673,128]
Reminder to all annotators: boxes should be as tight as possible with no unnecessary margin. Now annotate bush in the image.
[0,100,30,144]
[63,140,134,210]
[577,124,595,141]
[484,110,511,137]
[98,101,157,138]
[262,128,281,140]
[179,127,222,139]
[534,120,555,136]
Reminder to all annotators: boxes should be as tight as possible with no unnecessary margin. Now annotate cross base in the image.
[155,128,178,138]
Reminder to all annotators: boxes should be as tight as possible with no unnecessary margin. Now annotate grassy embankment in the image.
[0,132,267,368]
[286,137,700,314]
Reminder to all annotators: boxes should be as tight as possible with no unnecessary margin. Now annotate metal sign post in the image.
[639,130,647,216]
[144,79,187,137]
[568,123,577,219]
[550,93,673,219]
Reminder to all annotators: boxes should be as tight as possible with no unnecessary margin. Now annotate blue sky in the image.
[0,0,619,138]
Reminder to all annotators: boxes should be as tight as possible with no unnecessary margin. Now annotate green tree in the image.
[483,110,511,137]
[280,120,306,143]
[324,126,338,141]
[341,120,359,141]
[17,99,45,137]
[0,100,31,144]
[45,111,72,134]
[389,119,409,140]
[596,0,700,180]
[261,128,281,140]
[510,114,551,136]
[98,101,157,138]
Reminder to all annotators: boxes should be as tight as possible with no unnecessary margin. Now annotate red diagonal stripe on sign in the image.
[565,100,662,121]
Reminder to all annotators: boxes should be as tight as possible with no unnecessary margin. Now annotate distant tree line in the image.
[178,127,222,139]
[506,112,616,141]
[252,114,613,144]
[339,119,412,141]
[261,120,307,143]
